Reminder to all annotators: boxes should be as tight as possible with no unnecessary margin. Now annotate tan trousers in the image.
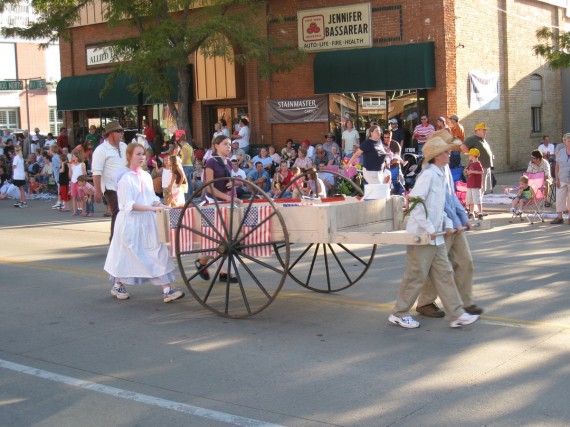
[392,244,464,321]
[417,233,474,308]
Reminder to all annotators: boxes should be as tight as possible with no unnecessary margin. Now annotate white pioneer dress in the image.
[104,168,175,285]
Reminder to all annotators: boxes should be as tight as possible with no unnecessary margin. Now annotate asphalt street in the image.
[1,173,569,427]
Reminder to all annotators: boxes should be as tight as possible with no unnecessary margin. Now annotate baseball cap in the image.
[437,116,446,123]
[468,148,480,157]
[389,118,398,124]
[449,114,459,121]
[475,122,489,131]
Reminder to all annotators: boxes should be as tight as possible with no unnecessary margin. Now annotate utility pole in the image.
[23,77,46,133]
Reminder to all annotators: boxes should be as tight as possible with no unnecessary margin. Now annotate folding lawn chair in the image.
[509,172,546,224]
[455,180,467,208]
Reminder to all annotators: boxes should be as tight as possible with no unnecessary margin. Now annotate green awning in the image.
[56,70,182,111]
[313,42,435,94]
[56,73,141,111]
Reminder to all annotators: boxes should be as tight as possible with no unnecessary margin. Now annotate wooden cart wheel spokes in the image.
[174,177,290,318]
[274,171,376,292]
[274,242,377,293]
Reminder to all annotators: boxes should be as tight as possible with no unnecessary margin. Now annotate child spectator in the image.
[464,148,483,219]
[12,146,27,208]
[58,154,71,212]
[27,176,41,196]
[161,155,172,203]
[166,155,187,207]
[69,151,87,216]
[77,174,95,217]
[51,145,62,209]
[38,154,53,184]
[304,167,326,198]
[290,166,303,198]
[510,175,534,216]
[192,159,203,191]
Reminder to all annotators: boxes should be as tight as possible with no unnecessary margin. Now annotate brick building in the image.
[57,0,568,171]
[0,2,61,136]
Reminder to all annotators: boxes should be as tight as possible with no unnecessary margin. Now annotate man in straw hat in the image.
[414,131,484,320]
[91,121,128,242]
[388,130,480,329]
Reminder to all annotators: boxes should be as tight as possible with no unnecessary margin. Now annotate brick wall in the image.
[15,42,49,132]
[455,0,563,172]
[59,0,567,170]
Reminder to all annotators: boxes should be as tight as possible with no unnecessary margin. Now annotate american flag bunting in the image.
[168,207,194,257]
[242,205,273,257]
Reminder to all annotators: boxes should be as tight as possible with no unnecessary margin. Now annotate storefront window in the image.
[328,89,427,151]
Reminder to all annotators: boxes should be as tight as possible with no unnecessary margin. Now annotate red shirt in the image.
[466,160,483,189]
[144,127,156,143]
[281,170,294,186]
[57,134,69,149]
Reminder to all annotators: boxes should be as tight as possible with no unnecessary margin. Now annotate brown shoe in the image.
[416,303,445,318]
[551,217,563,224]
[464,304,484,315]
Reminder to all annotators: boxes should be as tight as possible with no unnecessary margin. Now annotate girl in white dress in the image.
[104,143,184,303]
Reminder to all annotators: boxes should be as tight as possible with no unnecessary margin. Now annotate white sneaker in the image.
[52,202,62,209]
[510,207,515,213]
[450,313,479,328]
[388,314,420,329]
[163,288,184,303]
[111,285,130,300]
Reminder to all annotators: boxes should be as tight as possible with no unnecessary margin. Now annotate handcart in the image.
[166,173,485,318]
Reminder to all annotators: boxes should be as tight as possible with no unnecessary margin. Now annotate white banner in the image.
[469,71,500,110]
[298,3,372,52]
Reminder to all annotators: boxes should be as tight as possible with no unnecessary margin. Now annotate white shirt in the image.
[12,155,25,180]
[538,143,555,157]
[231,168,247,179]
[91,139,128,192]
[235,126,250,148]
[342,129,360,150]
[44,138,56,148]
[405,164,450,246]
[306,145,315,159]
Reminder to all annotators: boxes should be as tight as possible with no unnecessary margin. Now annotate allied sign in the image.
[29,79,46,90]
[298,3,372,52]
[267,96,328,123]
[0,80,23,91]
[86,45,117,67]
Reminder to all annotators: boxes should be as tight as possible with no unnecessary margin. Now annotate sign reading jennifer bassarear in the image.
[267,96,329,123]
[298,3,372,52]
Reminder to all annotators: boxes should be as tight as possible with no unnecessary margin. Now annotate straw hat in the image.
[422,130,462,165]
[104,121,124,136]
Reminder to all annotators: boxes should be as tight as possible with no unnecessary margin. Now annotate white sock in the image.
[163,286,171,294]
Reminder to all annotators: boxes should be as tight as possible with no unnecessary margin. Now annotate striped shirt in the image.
[413,124,435,144]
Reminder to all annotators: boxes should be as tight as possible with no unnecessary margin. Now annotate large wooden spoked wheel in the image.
[174,177,290,318]
[274,170,377,293]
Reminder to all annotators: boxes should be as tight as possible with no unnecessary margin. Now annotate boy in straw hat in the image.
[388,130,480,329]
[415,130,484,320]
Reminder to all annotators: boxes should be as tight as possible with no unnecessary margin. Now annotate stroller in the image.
[402,153,422,190]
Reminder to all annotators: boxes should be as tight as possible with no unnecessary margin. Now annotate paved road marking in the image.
[0,359,284,427]
[1,258,569,330]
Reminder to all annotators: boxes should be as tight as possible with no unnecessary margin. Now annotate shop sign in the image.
[29,79,46,90]
[267,96,328,123]
[298,3,372,52]
[0,80,23,91]
[86,45,118,67]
